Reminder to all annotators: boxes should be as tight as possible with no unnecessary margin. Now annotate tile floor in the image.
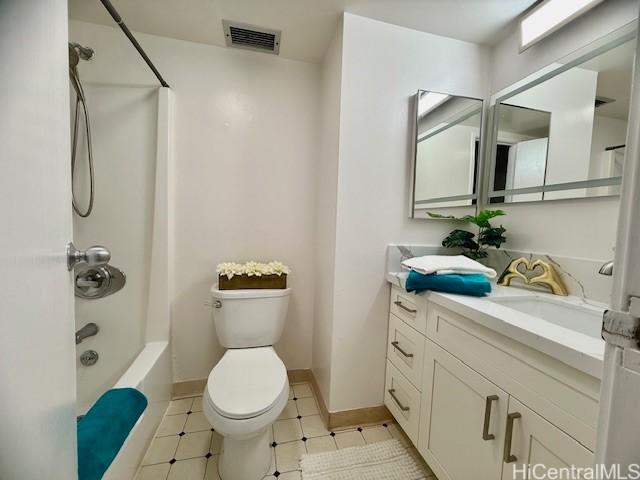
[136,382,436,480]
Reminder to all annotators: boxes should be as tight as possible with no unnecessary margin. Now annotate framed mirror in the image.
[488,25,636,204]
[411,90,483,217]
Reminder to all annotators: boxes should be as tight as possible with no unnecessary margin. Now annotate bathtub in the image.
[102,341,172,480]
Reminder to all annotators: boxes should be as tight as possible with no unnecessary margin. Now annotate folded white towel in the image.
[402,255,497,278]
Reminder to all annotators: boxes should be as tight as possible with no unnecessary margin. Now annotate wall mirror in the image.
[488,25,636,203]
[411,90,483,217]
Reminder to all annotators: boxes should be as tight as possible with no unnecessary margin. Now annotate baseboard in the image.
[305,369,393,430]
[173,369,393,430]
[172,379,206,399]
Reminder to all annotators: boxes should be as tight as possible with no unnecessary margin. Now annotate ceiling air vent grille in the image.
[222,20,281,55]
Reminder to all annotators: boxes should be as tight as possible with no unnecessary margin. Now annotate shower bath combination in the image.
[68,42,95,218]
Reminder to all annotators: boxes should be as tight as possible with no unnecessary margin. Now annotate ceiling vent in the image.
[595,96,616,108]
[222,20,281,55]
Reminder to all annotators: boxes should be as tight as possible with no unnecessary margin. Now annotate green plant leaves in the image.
[429,209,507,258]
[442,229,479,250]
[462,209,506,228]
[478,226,507,248]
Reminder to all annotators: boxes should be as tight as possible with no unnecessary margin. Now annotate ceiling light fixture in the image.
[520,0,604,51]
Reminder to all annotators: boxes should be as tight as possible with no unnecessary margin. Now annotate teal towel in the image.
[78,388,148,480]
[405,271,491,296]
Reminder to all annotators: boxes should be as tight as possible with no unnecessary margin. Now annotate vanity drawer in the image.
[390,286,427,334]
[384,360,421,446]
[387,313,425,389]
[426,302,600,451]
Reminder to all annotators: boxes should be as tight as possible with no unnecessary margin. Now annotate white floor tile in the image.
[288,387,294,400]
[204,456,221,480]
[157,414,188,437]
[334,430,365,449]
[275,440,306,472]
[296,397,318,417]
[305,436,337,454]
[387,422,411,447]
[175,431,213,460]
[184,411,212,433]
[167,457,207,480]
[166,398,194,415]
[300,415,329,438]
[273,418,303,443]
[292,383,313,399]
[278,399,298,420]
[278,471,302,480]
[210,431,223,454]
[361,425,393,444]
[136,463,170,480]
[143,436,180,465]
[191,397,203,412]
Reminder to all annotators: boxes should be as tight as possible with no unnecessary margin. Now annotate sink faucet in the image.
[599,260,614,276]
[498,257,568,296]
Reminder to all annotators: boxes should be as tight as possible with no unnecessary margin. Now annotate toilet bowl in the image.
[203,285,291,480]
[203,347,288,480]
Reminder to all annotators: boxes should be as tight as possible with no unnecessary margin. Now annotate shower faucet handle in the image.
[67,242,111,271]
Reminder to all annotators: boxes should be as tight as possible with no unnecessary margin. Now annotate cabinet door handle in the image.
[503,412,521,463]
[394,300,417,314]
[391,341,414,358]
[482,395,499,440]
[388,389,410,412]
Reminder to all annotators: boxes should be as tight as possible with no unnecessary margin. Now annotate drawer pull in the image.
[388,389,410,412]
[394,300,417,314]
[391,341,414,358]
[503,412,521,463]
[482,395,499,440]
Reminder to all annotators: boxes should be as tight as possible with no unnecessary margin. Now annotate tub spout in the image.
[76,323,99,345]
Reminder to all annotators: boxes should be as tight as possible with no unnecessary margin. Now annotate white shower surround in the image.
[75,88,174,478]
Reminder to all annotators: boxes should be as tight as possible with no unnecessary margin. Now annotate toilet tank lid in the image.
[211,284,291,299]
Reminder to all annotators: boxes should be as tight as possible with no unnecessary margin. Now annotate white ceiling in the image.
[68,0,537,63]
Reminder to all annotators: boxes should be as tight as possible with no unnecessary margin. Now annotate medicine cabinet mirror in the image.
[410,90,483,217]
[488,25,636,203]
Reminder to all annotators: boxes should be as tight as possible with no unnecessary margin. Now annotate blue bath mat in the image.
[77,388,148,480]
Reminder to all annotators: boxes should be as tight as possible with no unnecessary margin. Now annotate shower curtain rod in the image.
[98,0,170,88]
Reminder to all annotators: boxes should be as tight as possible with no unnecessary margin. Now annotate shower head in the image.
[69,42,94,64]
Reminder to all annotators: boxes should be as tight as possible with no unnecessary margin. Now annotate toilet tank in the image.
[210,285,291,348]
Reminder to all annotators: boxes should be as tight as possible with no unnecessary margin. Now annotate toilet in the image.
[203,285,291,480]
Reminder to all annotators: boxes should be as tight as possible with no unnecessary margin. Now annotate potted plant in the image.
[428,209,507,260]
[216,261,290,290]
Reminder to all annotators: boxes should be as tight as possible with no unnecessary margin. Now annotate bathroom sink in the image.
[490,296,605,339]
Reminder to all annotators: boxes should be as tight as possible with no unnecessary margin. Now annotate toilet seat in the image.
[207,347,287,420]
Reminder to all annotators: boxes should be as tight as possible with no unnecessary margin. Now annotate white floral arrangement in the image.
[216,260,291,280]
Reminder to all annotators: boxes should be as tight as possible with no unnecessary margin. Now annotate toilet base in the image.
[219,427,272,480]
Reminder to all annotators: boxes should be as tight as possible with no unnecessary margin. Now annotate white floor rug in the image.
[300,439,430,479]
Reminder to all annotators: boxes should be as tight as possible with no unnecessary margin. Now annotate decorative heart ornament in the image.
[497,257,568,296]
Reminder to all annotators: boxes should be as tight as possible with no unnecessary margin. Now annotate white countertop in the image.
[387,272,606,379]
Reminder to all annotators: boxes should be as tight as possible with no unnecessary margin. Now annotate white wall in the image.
[69,21,320,383]
[322,14,491,411]
[0,1,77,478]
[489,0,638,263]
[313,23,343,404]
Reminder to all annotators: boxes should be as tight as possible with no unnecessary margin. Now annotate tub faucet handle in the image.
[67,242,111,271]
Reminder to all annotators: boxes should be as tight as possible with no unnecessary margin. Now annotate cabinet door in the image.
[501,398,594,480]
[419,340,508,480]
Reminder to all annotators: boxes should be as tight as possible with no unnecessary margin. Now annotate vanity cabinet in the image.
[384,286,599,480]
